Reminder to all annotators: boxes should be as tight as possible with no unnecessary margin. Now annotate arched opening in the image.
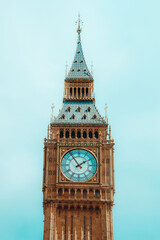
[89,206,93,211]
[89,189,94,198]
[70,205,74,210]
[77,205,81,210]
[67,106,71,112]
[57,205,62,210]
[58,189,62,196]
[64,189,69,197]
[77,130,81,138]
[95,206,99,211]
[82,88,84,98]
[77,107,81,112]
[83,189,87,198]
[60,129,63,138]
[58,205,62,215]
[92,114,97,119]
[61,114,65,119]
[86,88,88,98]
[95,131,98,139]
[74,88,76,98]
[71,114,75,120]
[95,190,100,198]
[77,189,81,198]
[70,88,72,98]
[83,205,87,210]
[89,131,93,138]
[65,130,69,138]
[64,205,68,210]
[83,131,87,138]
[87,107,91,112]
[82,114,87,120]
[71,130,75,138]
[70,189,75,196]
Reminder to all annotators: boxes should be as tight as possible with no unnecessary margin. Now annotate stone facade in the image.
[42,17,115,240]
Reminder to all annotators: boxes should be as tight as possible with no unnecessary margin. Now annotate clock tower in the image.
[43,16,115,240]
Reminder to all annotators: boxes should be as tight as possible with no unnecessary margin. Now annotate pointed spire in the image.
[66,14,93,80]
[76,13,82,34]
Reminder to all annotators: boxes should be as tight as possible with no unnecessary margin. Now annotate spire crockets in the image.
[66,14,92,80]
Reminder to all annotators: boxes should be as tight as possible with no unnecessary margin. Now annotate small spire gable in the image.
[66,14,92,80]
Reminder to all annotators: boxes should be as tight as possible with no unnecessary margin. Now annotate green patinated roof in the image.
[51,101,106,125]
[66,28,93,80]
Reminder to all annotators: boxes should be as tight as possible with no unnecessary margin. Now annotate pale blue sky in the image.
[0,0,160,239]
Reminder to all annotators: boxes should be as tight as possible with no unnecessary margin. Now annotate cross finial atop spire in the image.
[75,13,83,33]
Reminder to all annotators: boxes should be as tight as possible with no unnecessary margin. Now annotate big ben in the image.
[42,16,115,240]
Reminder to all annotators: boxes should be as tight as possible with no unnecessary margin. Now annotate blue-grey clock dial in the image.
[61,149,97,182]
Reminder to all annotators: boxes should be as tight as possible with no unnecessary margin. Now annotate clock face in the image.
[61,149,97,182]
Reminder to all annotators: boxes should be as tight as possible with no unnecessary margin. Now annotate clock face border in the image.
[58,147,100,184]
[60,148,97,183]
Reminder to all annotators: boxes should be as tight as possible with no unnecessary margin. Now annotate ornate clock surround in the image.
[58,145,100,184]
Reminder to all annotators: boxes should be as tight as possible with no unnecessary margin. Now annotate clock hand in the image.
[76,161,86,167]
[70,153,82,169]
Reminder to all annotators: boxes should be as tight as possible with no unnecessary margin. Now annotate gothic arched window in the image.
[83,189,87,198]
[95,190,100,198]
[65,130,69,138]
[78,88,80,98]
[83,131,87,138]
[70,88,72,98]
[77,130,81,138]
[58,189,62,196]
[61,114,65,119]
[60,129,64,138]
[87,107,91,112]
[71,130,75,138]
[92,114,97,119]
[82,88,84,98]
[70,189,75,196]
[77,106,81,112]
[86,88,88,98]
[89,131,93,138]
[74,88,76,98]
[71,114,75,120]
[67,106,71,112]
[82,114,87,120]
[95,131,98,139]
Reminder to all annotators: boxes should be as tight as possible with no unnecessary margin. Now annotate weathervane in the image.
[75,13,83,33]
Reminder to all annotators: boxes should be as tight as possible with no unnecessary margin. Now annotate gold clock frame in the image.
[58,146,100,184]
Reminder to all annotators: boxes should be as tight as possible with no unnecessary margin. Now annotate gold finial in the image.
[47,125,49,139]
[75,13,83,33]
[51,103,54,121]
[65,61,68,77]
[109,125,111,140]
[91,61,94,75]
[104,104,108,121]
